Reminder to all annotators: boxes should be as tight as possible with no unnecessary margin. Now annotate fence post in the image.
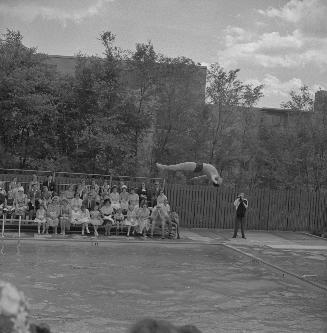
[18,216,21,238]
[1,214,4,237]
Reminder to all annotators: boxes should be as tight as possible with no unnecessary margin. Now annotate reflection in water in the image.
[16,239,21,256]
[0,237,4,255]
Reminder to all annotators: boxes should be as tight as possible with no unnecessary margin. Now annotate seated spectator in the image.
[109,185,120,211]
[34,201,47,234]
[42,174,56,194]
[162,199,171,215]
[129,187,139,209]
[75,183,83,199]
[100,199,114,236]
[27,183,41,219]
[136,200,151,238]
[88,186,101,211]
[90,179,99,194]
[71,192,83,224]
[4,190,15,221]
[90,202,103,237]
[125,203,138,237]
[45,196,61,235]
[64,184,75,201]
[41,186,52,208]
[78,179,88,198]
[156,189,168,207]
[0,183,6,216]
[28,174,40,191]
[119,180,126,192]
[114,207,125,235]
[100,180,110,200]
[151,181,161,207]
[138,182,149,206]
[76,204,90,236]
[14,187,28,219]
[119,185,129,214]
[8,177,18,193]
[59,198,71,236]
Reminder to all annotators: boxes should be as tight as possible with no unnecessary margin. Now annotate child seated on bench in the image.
[35,202,47,234]
[114,208,125,235]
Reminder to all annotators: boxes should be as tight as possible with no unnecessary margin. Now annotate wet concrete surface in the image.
[0,239,326,333]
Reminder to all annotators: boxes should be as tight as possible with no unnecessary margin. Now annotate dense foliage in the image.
[0,30,326,191]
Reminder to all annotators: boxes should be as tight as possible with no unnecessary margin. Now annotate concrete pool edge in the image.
[224,243,327,292]
[0,236,224,246]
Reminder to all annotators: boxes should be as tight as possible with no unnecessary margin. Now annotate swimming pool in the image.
[0,239,326,333]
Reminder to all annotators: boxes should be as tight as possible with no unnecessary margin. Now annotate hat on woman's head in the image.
[121,185,127,189]
[18,187,24,192]
[52,196,60,201]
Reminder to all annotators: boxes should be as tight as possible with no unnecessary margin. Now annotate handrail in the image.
[0,168,163,182]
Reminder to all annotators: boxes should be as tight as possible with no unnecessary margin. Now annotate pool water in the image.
[0,239,326,333]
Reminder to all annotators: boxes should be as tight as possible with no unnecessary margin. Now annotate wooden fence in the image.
[165,184,327,232]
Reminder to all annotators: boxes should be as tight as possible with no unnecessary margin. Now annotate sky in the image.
[0,0,326,107]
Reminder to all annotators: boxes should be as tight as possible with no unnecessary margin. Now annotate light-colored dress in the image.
[46,203,60,227]
[136,207,151,231]
[110,192,120,210]
[90,209,103,226]
[156,194,168,207]
[120,191,129,211]
[60,205,72,227]
[71,198,83,223]
[129,193,139,209]
[125,207,138,227]
[76,209,90,225]
[161,203,171,215]
[34,208,46,224]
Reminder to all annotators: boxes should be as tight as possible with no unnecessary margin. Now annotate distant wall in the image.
[314,90,327,113]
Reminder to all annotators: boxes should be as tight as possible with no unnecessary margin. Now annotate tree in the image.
[205,63,264,178]
[0,30,61,169]
[281,85,314,112]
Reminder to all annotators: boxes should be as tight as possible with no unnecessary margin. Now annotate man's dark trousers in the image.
[233,215,245,238]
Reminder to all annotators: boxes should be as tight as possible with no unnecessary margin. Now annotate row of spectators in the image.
[0,174,171,238]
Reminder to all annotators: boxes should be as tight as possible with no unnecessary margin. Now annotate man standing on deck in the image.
[233,193,248,239]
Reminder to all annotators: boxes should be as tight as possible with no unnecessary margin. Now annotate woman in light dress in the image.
[119,185,129,214]
[14,187,28,218]
[124,203,138,237]
[45,196,61,235]
[128,188,139,209]
[109,185,120,211]
[60,198,72,236]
